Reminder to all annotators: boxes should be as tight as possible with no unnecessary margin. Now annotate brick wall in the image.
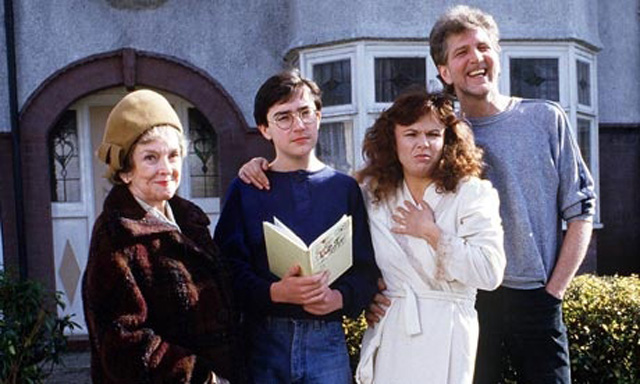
[597,125,640,275]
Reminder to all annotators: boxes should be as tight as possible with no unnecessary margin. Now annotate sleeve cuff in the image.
[435,232,456,281]
[562,198,596,221]
[334,283,355,317]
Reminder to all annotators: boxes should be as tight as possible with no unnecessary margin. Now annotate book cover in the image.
[263,215,353,285]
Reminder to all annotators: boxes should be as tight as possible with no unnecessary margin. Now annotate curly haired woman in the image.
[354,91,505,384]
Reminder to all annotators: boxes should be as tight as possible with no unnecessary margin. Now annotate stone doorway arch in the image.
[18,48,269,292]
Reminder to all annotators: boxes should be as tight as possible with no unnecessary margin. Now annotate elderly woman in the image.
[354,91,505,384]
[82,90,243,384]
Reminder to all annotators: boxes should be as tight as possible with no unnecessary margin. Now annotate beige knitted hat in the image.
[97,89,183,179]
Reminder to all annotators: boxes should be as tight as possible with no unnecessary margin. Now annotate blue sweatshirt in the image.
[467,98,596,289]
[214,167,380,321]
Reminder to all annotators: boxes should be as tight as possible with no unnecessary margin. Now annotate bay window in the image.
[295,40,599,221]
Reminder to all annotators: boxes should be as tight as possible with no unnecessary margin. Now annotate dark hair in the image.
[253,69,322,127]
[429,5,500,95]
[356,90,484,204]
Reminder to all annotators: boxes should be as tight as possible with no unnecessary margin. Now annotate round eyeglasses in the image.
[268,108,318,130]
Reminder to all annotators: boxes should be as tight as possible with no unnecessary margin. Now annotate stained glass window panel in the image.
[375,58,426,102]
[49,110,81,202]
[510,58,559,101]
[317,121,354,174]
[577,60,591,106]
[577,118,592,169]
[188,108,220,198]
[313,60,352,106]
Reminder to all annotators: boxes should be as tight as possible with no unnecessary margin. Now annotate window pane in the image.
[375,58,426,102]
[317,121,354,174]
[577,118,591,170]
[313,59,352,106]
[188,108,220,198]
[577,60,591,106]
[510,58,559,101]
[49,110,81,202]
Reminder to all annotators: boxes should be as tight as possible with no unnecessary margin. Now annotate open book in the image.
[263,215,353,285]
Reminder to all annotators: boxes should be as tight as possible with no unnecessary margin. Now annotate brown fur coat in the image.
[82,185,245,383]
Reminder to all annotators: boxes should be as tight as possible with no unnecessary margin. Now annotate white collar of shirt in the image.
[400,180,443,209]
[133,196,181,232]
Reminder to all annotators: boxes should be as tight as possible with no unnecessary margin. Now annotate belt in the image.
[386,283,474,336]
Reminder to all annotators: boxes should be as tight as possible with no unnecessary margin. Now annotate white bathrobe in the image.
[356,177,505,384]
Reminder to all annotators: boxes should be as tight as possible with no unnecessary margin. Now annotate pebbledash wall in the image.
[594,0,640,275]
[0,0,638,336]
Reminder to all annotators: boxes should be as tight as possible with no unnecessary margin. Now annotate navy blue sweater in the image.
[214,167,379,321]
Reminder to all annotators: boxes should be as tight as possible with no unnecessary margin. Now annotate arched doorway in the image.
[19,49,267,333]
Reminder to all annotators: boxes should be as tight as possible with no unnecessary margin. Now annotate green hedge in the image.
[343,274,640,383]
[564,274,640,383]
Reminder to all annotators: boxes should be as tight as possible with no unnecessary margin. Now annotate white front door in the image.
[50,88,222,335]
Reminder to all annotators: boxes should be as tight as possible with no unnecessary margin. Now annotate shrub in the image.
[343,313,368,375]
[564,274,640,383]
[342,274,640,383]
[0,271,78,384]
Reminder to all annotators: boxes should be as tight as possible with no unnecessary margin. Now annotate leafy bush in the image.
[564,274,640,383]
[343,313,368,375]
[0,271,78,384]
[342,274,640,383]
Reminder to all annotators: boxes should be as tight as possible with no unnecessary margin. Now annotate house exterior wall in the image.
[8,0,292,127]
[598,125,640,275]
[595,0,640,275]
[287,0,602,51]
[0,0,611,134]
[0,0,637,283]
[1,3,10,133]
[597,0,640,124]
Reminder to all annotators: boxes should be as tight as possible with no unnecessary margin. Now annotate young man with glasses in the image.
[214,69,379,383]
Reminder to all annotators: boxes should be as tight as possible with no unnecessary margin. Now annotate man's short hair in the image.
[429,5,500,67]
[253,69,322,127]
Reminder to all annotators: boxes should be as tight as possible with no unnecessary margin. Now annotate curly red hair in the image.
[356,91,484,204]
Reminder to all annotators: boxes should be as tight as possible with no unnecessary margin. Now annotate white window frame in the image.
[501,42,600,223]
[174,105,221,217]
[50,106,91,220]
[500,44,570,108]
[318,116,356,174]
[299,41,434,170]
[364,42,431,112]
[302,45,358,116]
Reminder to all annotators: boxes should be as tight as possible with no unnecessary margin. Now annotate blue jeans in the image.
[473,287,571,384]
[247,317,351,384]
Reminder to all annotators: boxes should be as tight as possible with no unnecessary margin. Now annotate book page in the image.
[263,219,312,279]
[309,215,353,285]
[273,217,307,249]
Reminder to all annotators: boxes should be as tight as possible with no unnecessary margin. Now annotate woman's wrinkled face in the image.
[394,112,445,181]
[121,128,183,211]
